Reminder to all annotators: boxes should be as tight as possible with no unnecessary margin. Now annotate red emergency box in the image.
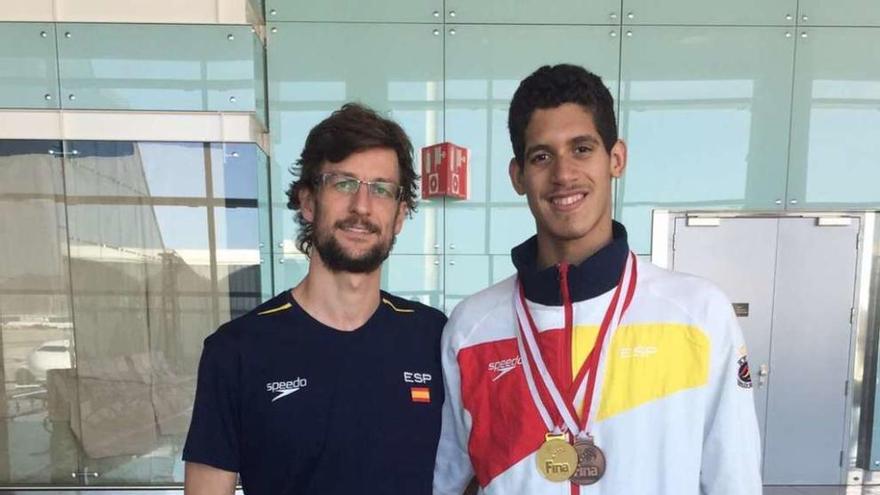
[420,142,469,200]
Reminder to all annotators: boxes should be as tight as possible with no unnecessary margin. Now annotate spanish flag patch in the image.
[410,387,431,403]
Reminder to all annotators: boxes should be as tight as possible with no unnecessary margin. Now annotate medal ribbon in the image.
[569,252,638,433]
[514,252,637,439]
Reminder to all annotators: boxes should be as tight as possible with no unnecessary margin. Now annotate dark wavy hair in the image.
[508,64,618,166]
[286,103,418,254]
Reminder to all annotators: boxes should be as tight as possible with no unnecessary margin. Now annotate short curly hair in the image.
[508,64,618,166]
[286,103,418,255]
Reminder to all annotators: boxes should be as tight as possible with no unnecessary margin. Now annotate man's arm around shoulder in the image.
[185,462,237,495]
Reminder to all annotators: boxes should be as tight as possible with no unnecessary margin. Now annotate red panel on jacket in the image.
[458,328,566,486]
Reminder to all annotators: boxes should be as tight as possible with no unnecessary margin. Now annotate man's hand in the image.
[184,462,237,495]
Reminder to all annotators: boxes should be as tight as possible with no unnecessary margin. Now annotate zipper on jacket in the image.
[558,262,573,386]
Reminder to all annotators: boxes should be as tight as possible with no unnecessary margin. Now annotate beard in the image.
[312,211,396,274]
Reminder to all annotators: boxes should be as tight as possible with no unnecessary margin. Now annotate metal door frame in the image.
[651,209,877,486]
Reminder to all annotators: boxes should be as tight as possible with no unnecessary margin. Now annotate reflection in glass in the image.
[444,0,619,24]
[268,23,443,256]
[444,255,493,314]
[444,25,620,263]
[265,0,441,22]
[0,140,269,485]
[616,27,795,253]
[0,23,60,109]
[0,140,75,483]
[382,255,443,310]
[253,30,268,128]
[804,106,880,204]
[796,0,880,27]
[788,29,880,207]
[619,0,796,26]
[57,24,258,112]
[272,253,309,295]
[491,255,516,284]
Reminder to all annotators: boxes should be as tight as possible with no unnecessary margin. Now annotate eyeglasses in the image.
[316,172,403,202]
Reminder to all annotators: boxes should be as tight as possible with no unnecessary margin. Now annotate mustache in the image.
[335,216,380,234]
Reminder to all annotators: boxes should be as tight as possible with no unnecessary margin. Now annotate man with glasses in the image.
[183,103,447,494]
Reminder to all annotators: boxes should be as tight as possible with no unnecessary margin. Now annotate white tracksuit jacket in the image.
[433,229,762,495]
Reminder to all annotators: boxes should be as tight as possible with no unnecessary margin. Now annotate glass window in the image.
[0,140,270,485]
[444,25,621,256]
[621,0,796,25]
[266,0,441,22]
[616,27,795,253]
[786,28,880,208]
[0,23,59,109]
[446,0,620,24]
[57,24,258,113]
[267,22,443,256]
[0,140,74,484]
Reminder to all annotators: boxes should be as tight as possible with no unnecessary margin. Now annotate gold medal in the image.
[535,433,578,482]
[516,254,636,487]
[570,437,606,486]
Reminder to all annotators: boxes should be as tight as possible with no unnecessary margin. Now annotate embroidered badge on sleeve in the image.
[737,355,752,389]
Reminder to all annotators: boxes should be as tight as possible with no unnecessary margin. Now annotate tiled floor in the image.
[765,487,880,495]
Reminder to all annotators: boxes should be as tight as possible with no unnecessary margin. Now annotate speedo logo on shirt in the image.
[266,377,308,402]
[488,356,522,382]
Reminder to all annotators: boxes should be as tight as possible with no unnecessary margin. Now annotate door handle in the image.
[758,364,769,387]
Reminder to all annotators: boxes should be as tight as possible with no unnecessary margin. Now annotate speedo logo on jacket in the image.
[266,377,308,402]
[488,356,522,382]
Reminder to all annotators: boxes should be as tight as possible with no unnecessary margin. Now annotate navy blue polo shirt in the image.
[182,290,447,494]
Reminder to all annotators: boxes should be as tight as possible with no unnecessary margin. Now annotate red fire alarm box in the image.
[420,142,469,200]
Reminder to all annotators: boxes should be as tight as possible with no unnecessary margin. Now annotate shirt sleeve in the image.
[182,331,241,472]
[433,313,476,495]
[700,294,763,494]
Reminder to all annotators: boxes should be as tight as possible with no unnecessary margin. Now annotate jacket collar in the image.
[511,221,630,306]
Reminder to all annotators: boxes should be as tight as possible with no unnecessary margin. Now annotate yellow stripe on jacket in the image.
[571,323,710,421]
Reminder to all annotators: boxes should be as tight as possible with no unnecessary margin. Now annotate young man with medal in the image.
[182,103,447,495]
[433,65,762,494]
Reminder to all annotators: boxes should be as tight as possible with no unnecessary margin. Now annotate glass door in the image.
[0,140,78,484]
